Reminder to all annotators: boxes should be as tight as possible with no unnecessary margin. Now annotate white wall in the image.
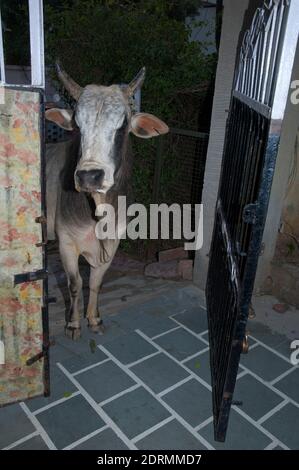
[255,40,299,291]
[193,0,249,289]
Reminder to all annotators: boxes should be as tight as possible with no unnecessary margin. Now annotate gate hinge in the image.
[242,203,259,224]
[14,269,48,285]
[35,215,48,246]
[232,334,249,354]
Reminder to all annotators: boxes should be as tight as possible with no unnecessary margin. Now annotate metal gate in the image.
[0,1,49,406]
[206,0,299,442]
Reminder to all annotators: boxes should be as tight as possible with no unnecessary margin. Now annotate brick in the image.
[178,259,193,280]
[158,247,188,262]
[272,303,289,314]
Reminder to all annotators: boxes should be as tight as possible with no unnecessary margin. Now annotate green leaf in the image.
[89,339,97,354]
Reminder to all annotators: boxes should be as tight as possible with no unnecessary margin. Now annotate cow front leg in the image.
[87,265,106,334]
[59,241,82,340]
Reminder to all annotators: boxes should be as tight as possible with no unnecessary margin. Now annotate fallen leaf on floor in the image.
[89,339,96,353]
[195,361,200,369]
[63,391,72,398]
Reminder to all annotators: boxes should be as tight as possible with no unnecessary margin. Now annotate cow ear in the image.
[45,108,74,131]
[130,113,169,139]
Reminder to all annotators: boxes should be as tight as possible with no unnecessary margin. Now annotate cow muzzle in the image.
[75,169,105,192]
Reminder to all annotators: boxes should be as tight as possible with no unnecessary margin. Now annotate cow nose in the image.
[76,169,105,189]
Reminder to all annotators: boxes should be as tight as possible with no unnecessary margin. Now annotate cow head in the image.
[46,63,169,194]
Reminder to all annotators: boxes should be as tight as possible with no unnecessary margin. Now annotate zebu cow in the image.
[46,64,168,339]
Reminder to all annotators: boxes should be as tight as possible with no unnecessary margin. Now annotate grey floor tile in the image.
[73,428,128,450]
[275,340,295,359]
[240,345,293,382]
[248,323,290,349]
[140,294,188,317]
[27,365,77,412]
[131,353,189,394]
[118,297,175,321]
[233,374,284,420]
[199,409,272,449]
[103,387,170,439]
[154,328,207,361]
[184,351,211,385]
[36,394,105,449]
[162,379,212,427]
[274,369,299,403]
[137,419,208,450]
[56,335,107,359]
[180,285,206,306]
[49,343,76,364]
[103,332,157,365]
[108,308,152,333]
[0,403,35,449]
[76,360,135,403]
[59,348,107,374]
[200,331,209,343]
[173,307,208,334]
[13,435,49,450]
[162,289,201,310]
[139,317,178,339]
[262,403,299,449]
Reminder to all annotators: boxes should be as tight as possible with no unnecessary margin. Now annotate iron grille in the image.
[206,98,270,440]
[205,0,296,442]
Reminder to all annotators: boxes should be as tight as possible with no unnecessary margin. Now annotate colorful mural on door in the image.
[0,88,46,405]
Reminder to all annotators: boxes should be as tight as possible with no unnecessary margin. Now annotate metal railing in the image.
[148,127,209,256]
[206,0,299,442]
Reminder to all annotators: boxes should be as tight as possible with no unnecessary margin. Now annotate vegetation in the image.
[3,0,218,256]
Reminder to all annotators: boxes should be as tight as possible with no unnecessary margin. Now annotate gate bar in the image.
[0,8,5,84]
[29,0,45,88]
[233,90,271,119]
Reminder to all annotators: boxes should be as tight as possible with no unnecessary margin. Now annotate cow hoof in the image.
[88,319,105,335]
[64,325,81,340]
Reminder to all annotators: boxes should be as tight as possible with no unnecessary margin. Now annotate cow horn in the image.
[127,66,146,95]
[56,61,82,100]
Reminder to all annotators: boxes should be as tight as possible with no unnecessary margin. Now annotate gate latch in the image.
[14,269,48,285]
[26,339,55,366]
[242,203,258,224]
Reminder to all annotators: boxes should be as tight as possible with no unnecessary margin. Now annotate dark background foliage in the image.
[2,0,218,256]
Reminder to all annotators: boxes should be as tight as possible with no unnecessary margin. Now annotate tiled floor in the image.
[1,282,298,450]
